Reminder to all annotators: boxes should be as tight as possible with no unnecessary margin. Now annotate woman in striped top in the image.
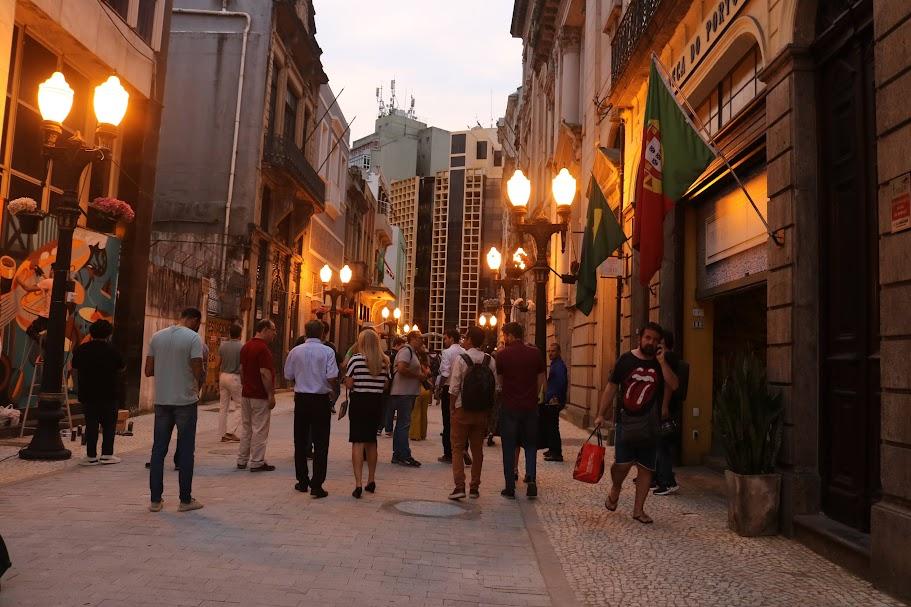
[344,329,389,498]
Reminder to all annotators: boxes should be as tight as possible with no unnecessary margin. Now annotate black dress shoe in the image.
[526,481,538,499]
[365,481,376,493]
[250,464,276,472]
[438,455,452,463]
[402,457,421,467]
[295,482,309,493]
[352,487,363,499]
[500,488,516,499]
[310,487,329,499]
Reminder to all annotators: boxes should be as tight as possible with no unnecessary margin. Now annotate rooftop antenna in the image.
[409,95,416,119]
[376,85,386,117]
[390,79,397,111]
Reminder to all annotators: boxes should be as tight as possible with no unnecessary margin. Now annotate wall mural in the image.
[0,228,121,408]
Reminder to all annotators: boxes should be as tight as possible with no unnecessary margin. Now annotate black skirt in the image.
[349,391,383,443]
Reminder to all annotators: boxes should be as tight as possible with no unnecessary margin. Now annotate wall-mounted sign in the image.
[891,173,910,233]
[692,307,705,330]
[599,256,625,278]
[671,0,751,87]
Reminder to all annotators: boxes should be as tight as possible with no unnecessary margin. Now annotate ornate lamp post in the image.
[20,72,129,461]
[320,263,351,342]
[505,168,577,354]
[478,313,498,349]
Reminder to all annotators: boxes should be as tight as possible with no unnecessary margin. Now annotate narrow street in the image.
[0,395,900,607]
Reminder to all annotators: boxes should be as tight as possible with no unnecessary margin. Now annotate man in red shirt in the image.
[238,319,277,472]
[495,322,546,499]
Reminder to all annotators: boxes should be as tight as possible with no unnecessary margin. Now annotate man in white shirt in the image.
[447,326,499,500]
[436,329,465,463]
[284,320,339,498]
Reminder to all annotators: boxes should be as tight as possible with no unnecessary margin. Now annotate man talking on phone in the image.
[594,322,678,524]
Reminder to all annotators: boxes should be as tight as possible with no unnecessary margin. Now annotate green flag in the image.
[575,177,626,315]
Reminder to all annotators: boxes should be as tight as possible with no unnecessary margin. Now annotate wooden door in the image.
[816,6,880,532]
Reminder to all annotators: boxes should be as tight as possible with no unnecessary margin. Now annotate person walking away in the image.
[410,349,432,441]
[542,343,568,462]
[654,330,688,496]
[594,322,678,524]
[285,320,339,498]
[238,319,277,472]
[436,329,465,462]
[345,329,388,498]
[72,319,125,465]
[495,322,546,499]
[146,307,206,512]
[447,326,498,500]
[388,330,427,467]
[217,324,243,442]
[381,337,405,436]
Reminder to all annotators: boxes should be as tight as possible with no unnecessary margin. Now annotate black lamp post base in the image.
[19,445,72,461]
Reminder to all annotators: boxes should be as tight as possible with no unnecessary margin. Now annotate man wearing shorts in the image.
[594,322,678,524]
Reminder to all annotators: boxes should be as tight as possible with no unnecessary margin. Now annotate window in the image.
[137,0,157,44]
[476,141,488,160]
[450,155,465,168]
[284,86,299,142]
[267,68,279,138]
[493,150,503,167]
[261,186,272,228]
[103,0,129,20]
[450,133,466,154]
[694,45,764,136]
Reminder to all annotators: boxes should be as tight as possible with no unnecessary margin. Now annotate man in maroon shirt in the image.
[495,322,546,499]
[238,319,277,472]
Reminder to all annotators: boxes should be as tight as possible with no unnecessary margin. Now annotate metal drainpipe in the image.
[171,2,251,284]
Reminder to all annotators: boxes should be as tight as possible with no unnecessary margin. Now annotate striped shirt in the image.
[346,354,388,394]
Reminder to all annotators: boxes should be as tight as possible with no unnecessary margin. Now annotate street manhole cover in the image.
[383,499,478,519]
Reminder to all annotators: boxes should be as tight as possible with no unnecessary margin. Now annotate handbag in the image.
[619,406,658,446]
[337,386,349,421]
[573,426,606,484]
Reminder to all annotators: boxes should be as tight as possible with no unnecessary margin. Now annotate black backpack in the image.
[459,353,496,411]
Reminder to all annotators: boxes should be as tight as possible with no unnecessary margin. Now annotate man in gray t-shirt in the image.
[388,331,428,467]
[146,308,206,513]
[217,324,243,441]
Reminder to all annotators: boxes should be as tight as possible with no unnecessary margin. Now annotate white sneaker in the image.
[79,457,99,466]
[100,455,121,465]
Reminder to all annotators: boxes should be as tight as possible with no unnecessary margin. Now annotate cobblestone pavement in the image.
[0,395,905,606]
[0,394,554,607]
[532,422,905,607]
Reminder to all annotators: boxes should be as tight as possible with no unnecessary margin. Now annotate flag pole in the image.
[649,53,784,247]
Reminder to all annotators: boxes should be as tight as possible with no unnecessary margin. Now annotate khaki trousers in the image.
[238,397,271,468]
[218,373,242,436]
[451,406,488,491]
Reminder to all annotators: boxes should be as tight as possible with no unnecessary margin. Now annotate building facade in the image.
[427,127,505,352]
[0,0,173,411]
[505,0,911,598]
[150,0,327,397]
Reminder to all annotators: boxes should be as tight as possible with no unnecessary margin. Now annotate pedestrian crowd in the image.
[69,308,687,525]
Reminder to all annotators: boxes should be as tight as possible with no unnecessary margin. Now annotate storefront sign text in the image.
[891,173,911,233]
[671,0,751,86]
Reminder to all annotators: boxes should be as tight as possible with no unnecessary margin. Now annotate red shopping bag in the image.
[573,426,606,484]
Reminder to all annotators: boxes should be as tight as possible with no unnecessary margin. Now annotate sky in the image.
[312,1,523,142]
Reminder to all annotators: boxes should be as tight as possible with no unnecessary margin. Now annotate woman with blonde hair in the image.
[344,329,389,498]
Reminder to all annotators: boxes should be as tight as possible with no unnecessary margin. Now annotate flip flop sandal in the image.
[604,494,620,511]
[632,513,654,524]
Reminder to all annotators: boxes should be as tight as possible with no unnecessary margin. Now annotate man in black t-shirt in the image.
[72,320,126,466]
[594,322,678,524]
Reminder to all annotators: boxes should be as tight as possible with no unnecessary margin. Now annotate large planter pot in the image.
[724,470,781,537]
[15,211,45,235]
[86,207,117,233]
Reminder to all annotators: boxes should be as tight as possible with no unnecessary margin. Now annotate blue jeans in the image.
[388,395,415,460]
[500,407,538,491]
[655,434,677,487]
[150,404,198,503]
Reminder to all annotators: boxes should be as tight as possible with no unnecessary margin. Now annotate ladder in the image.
[19,356,74,437]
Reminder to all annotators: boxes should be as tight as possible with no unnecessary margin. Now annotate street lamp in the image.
[20,72,129,460]
[506,167,577,354]
[403,323,411,334]
[320,263,351,343]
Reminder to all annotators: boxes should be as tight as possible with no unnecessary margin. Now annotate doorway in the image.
[815,1,880,533]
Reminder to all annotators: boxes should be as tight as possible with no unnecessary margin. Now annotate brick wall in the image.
[870,0,911,599]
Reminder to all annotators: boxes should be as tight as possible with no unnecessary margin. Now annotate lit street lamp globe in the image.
[552,167,577,208]
[506,169,531,209]
[319,264,332,284]
[93,75,129,127]
[38,71,74,124]
[479,315,488,327]
[486,246,502,272]
[381,307,390,320]
[339,264,353,284]
[393,307,402,320]
[489,315,498,328]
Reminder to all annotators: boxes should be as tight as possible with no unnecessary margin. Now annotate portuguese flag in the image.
[633,58,715,285]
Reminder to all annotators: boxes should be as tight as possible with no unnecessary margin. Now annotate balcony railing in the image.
[263,134,326,206]
[611,0,663,85]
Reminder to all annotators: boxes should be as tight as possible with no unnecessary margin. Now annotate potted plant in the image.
[715,352,784,537]
[7,197,45,235]
[87,197,135,233]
